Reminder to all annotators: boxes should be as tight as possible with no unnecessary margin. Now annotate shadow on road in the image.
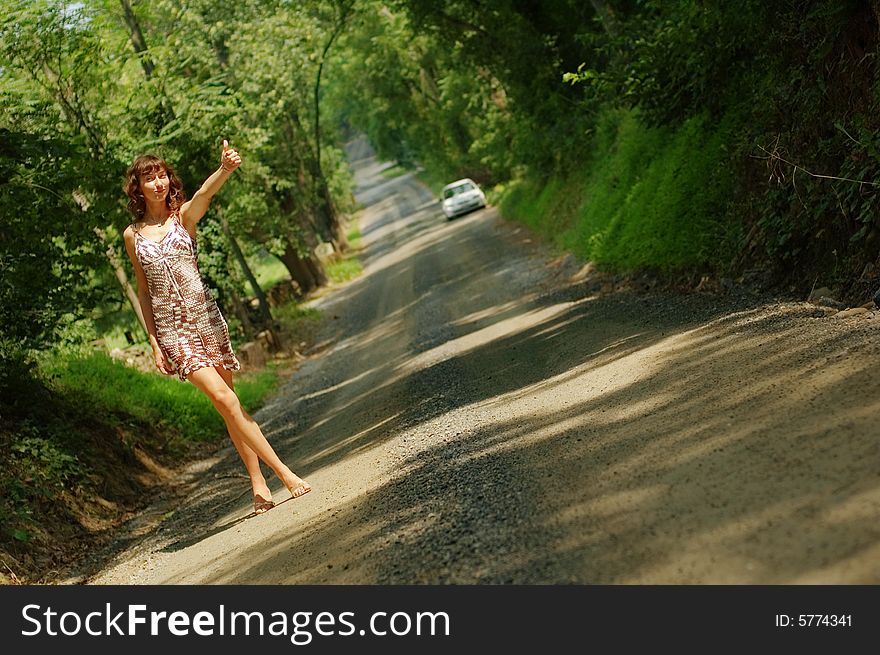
[144,138,880,584]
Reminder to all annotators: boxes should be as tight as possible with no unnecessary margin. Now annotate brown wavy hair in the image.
[124,154,187,221]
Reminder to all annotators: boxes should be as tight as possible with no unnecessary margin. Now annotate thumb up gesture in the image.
[220,139,242,173]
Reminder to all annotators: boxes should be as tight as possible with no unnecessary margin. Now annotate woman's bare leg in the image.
[213,367,274,510]
[188,365,311,498]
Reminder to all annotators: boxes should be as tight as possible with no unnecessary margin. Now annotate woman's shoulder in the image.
[123,223,140,244]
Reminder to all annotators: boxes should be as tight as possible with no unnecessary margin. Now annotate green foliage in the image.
[0,129,112,368]
[9,429,85,490]
[0,0,361,390]
[340,0,880,295]
[274,302,321,326]
[742,2,880,286]
[251,252,292,290]
[612,1,771,127]
[40,350,281,441]
[0,427,84,541]
[345,220,362,248]
[326,256,364,283]
[44,353,225,441]
[325,6,523,185]
[0,348,280,547]
[501,106,740,272]
[235,365,281,413]
[190,217,247,327]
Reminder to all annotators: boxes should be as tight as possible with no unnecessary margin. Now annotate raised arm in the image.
[179,139,242,235]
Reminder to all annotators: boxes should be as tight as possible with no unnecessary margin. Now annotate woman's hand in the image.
[220,139,241,173]
[153,348,174,376]
[181,137,241,229]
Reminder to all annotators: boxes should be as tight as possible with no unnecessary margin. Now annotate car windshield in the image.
[443,182,475,199]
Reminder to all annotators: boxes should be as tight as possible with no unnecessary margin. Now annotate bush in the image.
[500,106,741,273]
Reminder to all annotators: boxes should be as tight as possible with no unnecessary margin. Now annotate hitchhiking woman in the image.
[122,139,310,515]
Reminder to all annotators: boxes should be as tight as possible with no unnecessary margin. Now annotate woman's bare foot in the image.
[284,474,312,500]
[253,494,275,515]
[252,480,274,515]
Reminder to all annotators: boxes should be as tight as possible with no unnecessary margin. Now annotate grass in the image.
[92,316,144,352]
[325,218,365,284]
[380,163,409,179]
[499,106,742,273]
[345,220,362,248]
[327,257,364,283]
[275,302,321,323]
[40,350,281,442]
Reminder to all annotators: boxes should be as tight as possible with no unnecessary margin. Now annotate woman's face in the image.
[139,167,169,203]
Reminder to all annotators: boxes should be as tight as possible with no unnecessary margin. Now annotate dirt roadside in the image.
[77,140,880,584]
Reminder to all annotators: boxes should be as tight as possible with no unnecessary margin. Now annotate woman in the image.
[123,139,310,515]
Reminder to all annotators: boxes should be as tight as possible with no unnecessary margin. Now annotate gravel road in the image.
[86,137,880,584]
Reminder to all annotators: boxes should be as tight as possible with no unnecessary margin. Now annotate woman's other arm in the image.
[123,227,174,375]
[179,139,241,235]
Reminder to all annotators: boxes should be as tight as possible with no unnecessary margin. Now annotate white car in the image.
[441,178,487,220]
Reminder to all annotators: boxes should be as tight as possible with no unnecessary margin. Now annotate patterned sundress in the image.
[133,211,241,380]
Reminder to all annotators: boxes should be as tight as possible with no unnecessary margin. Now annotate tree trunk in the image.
[322,180,349,252]
[306,253,329,288]
[275,179,331,291]
[287,109,348,252]
[95,228,147,339]
[229,287,257,341]
[310,1,354,252]
[219,214,273,329]
[313,2,352,195]
[279,243,320,296]
[119,0,156,78]
[294,214,330,288]
[119,0,176,123]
